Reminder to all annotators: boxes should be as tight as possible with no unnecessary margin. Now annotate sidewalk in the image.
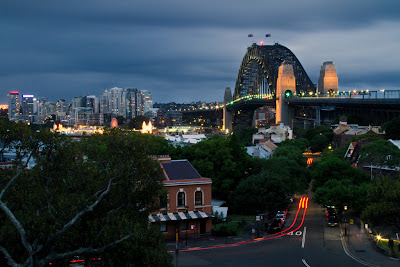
[341,219,399,267]
[167,225,254,252]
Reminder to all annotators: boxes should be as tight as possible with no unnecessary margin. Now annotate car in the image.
[326,206,336,217]
[275,213,286,225]
[269,219,283,233]
[276,210,287,217]
[327,216,339,227]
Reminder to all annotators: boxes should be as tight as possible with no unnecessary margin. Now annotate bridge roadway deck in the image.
[287,97,400,108]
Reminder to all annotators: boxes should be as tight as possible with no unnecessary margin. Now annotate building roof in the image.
[161,159,202,180]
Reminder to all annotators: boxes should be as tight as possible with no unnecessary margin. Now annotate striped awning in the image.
[148,211,213,223]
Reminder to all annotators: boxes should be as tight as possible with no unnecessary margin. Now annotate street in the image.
[172,197,368,266]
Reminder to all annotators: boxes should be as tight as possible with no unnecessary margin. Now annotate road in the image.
[172,197,368,266]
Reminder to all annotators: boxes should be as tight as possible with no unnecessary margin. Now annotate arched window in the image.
[195,190,203,206]
[177,192,185,207]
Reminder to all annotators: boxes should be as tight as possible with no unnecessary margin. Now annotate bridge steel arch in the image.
[233,43,316,100]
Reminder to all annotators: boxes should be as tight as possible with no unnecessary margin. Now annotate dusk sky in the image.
[1,0,399,104]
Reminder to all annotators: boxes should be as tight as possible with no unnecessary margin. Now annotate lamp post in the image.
[344,206,348,236]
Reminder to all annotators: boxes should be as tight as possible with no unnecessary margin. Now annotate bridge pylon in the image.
[223,87,233,133]
[276,63,295,125]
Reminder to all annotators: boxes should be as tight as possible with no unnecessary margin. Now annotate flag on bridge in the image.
[265,34,271,37]
[248,34,253,37]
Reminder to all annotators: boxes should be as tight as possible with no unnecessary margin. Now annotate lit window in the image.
[195,191,203,206]
[177,192,185,207]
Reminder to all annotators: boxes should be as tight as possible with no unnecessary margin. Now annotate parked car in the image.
[326,206,336,217]
[269,219,283,233]
[275,213,286,225]
[327,216,339,227]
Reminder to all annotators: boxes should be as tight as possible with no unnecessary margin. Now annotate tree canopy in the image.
[232,171,290,215]
[0,125,172,266]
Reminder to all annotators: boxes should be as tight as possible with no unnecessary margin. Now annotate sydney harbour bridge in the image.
[183,43,400,130]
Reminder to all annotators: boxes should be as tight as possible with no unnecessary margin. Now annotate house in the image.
[149,156,213,240]
[333,121,384,147]
[252,123,293,144]
[246,140,278,159]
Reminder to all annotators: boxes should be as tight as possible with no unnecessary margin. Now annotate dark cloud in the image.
[0,0,399,104]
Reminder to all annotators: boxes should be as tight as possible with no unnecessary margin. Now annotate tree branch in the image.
[0,201,33,255]
[40,234,132,266]
[0,246,19,267]
[0,169,22,200]
[41,178,115,252]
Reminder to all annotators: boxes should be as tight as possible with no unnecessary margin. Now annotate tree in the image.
[170,134,254,200]
[233,126,258,146]
[310,157,368,190]
[383,117,400,140]
[361,176,400,228]
[358,139,400,178]
[233,171,290,215]
[310,134,330,153]
[313,179,369,212]
[0,127,172,266]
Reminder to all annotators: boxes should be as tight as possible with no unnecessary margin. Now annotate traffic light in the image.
[284,90,293,98]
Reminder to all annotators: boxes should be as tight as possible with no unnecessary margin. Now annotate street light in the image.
[344,206,348,236]
[377,235,382,246]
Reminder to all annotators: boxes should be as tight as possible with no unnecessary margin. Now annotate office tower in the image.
[141,90,153,115]
[123,88,144,119]
[8,91,19,120]
[85,95,99,114]
[21,94,35,123]
[37,98,48,124]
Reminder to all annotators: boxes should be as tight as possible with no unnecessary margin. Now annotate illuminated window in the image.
[195,191,203,206]
[177,192,185,207]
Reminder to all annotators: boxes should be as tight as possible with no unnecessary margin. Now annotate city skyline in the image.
[1,0,400,105]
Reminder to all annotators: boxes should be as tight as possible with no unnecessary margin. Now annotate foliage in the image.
[233,126,258,146]
[348,134,383,145]
[278,138,310,152]
[310,134,330,153]
[313,179,370,212]
[232,171,290,215]
[358,139,400,178]
[361,176,400,228]
[0,126,172,266]
[170,134,256,200]
[310,157,368,190]
[383,117,400,140]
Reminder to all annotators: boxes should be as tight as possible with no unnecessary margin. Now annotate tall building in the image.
[8,91,19,120]
[123,88,143,119]
[85,95,99,114]
[142,90,153,115]
[21,95,35,123]
[318,61,338,96]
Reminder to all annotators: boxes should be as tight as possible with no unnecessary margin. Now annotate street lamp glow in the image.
[377,235,382,240]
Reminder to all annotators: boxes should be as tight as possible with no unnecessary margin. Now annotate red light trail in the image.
[169,197,309,253]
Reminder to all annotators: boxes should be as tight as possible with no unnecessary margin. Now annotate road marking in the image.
[301,227,307,248]
[302,259,311,267]
[339,230,380,267]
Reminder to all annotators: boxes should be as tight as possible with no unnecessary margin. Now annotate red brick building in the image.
[149,156,213,240]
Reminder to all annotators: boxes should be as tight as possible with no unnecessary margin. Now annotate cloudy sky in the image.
[1,0,399,104]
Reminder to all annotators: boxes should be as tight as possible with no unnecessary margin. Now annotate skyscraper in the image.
[141,90,153,116]
[21,94,34,123]
[8,91,19,120]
